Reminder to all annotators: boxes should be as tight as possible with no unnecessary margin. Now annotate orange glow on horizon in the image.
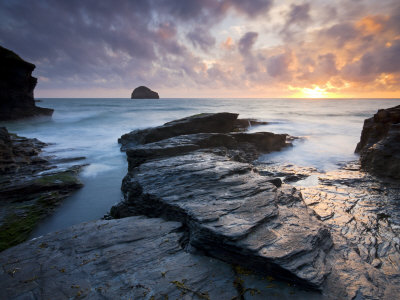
[289,85,343,98]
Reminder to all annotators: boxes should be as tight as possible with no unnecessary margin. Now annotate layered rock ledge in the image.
[113,112,333,289]
[2,112,398,299]
[0,127,84,251]
[0,216,322,299]
[0,46,53,120]
[355,105,400,179]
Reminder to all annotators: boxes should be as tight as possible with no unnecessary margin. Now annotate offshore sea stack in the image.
[0,46,53,120]
[131,85,159,99]
[355,105,400,179]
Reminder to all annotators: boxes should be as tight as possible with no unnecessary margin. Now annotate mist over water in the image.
[2,98,400,236]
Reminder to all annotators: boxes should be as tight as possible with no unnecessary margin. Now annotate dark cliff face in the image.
[355,105,400,179]
[131,86,159,99]
[0,46,53,120]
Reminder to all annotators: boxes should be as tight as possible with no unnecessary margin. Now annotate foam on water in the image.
[1,97,400,235]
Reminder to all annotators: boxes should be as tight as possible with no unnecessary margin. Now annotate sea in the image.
[2,98,400,238]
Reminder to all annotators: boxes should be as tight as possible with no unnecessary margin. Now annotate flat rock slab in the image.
[0,216,240,300]
[112,152,332,289]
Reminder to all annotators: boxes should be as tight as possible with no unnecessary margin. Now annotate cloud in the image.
[186,27,216,52]
[341,39,400,82]
[281,3,312,38]
[0,0,399,97]
[238,32,258,55]
[267,51,293,80]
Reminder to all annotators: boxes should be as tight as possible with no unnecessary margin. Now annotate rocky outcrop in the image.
[355,105,400,178]
[124,132,289,170]
[0,216,322,299]
[131,85,159,99]
[119,112,240,149]
[112,152,332,289]
[112,113,333,289]
[233,118,269,131]
[2,112,400,298]
[0,46,53,120]
[0,127,84,251]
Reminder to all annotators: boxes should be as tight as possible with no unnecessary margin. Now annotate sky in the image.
[1,0,400,98]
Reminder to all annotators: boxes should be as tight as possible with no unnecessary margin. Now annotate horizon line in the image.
[35,97,400,100]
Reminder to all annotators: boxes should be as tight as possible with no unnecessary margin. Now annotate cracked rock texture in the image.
[0,216,324,300]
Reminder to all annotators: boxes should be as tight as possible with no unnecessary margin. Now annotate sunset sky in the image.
[1,0,399,98]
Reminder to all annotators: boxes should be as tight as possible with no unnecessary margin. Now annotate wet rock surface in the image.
[0,127,85,251]
[2,111,400,299]
[256,160,400,299]
[0,45,53,120]
[131,85,159,99]
[124,131,289,170]
[355,105,400,179]
[112,113,333,290]
[0,216,322,300]
[119,112,240,149]
[112,152,332,289]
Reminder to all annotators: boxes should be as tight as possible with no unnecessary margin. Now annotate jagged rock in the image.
[124,132,289,170]
[131,85,159,99]
[359,124,400,179]
[355,105,400,178]
[111,152,332,289]
[119,112,240,149]
[0,46,53,120]
[0,216,325,299]
[0,128,84,251]
[0,217,239,299]
[114,113,332,289]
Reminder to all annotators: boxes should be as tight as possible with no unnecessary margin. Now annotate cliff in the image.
[355,105,400,179]
[0,46,53,120]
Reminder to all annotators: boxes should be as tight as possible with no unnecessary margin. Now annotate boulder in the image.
[0,45,53,120]
[131,85,159,99]
[355,105,400,178]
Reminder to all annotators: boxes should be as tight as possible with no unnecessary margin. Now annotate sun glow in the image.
[300,87,327,98]
[289,85,341,98]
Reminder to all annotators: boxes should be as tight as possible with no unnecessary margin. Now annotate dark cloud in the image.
[318,23,359,47]
[186,27,216,52]
[286,3,311,26]
[342,40,400,82]
[267,51,292,79]
[229,0,273,17]
[281,3,311,38]
[238,32,258,55]
[0,0,275,92]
